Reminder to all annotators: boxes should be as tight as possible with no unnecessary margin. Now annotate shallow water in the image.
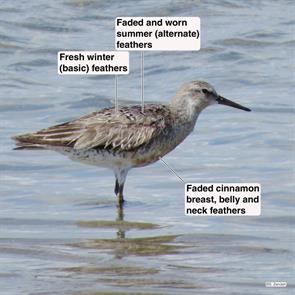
[0,1,294,294]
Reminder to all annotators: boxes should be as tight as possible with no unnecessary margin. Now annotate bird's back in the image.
[13,104,180,153]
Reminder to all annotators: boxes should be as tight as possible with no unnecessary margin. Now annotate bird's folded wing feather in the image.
[13,105,172,151]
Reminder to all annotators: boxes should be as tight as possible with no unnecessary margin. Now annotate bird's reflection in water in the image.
[75,202,180,258]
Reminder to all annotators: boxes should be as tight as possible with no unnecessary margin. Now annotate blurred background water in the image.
[0,0,294,294]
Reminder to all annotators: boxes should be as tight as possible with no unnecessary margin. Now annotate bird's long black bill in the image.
[217,95,251,112]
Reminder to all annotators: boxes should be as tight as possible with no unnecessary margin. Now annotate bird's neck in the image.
[170,94,208,124]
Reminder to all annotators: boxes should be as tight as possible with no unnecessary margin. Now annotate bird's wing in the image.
[13,105,173,151]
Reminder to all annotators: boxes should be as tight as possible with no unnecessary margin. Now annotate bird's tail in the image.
[12,134,47,150]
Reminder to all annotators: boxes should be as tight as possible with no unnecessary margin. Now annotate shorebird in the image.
[13,81,250,206]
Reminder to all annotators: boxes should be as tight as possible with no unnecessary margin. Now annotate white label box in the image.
[115,17,200,51]
[185,183,261,216]
[58,51,129,75]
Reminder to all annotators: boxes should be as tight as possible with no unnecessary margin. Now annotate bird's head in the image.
[171,81,251,118]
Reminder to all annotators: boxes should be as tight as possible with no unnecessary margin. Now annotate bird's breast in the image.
[131,124,193,167]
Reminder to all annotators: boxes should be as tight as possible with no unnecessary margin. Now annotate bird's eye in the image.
[202,89,209,94]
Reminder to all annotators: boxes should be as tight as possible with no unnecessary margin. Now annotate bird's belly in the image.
[52,147,133,168]
[65,147,159,168]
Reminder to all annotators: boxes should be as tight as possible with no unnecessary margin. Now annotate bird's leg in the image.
[114,175,126,240]
[114,179,119,195]
[114,168,128,207]
[116,196,125,239]
[117,182,125,206]
[114,177,124,206]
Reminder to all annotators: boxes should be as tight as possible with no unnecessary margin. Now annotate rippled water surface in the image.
[0,1,294,294]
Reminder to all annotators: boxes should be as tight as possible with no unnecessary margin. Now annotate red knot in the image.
[12,81,251,206]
